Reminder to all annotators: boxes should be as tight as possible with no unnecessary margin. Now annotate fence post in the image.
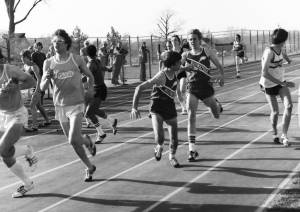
[150,35,154,64]
[148,52,152,79]
[96,38,99,50]
[254,44,256,61]
[294,31,296,52]
[221,47,224,66]
[249,30,252,46]
[128,36,132,66]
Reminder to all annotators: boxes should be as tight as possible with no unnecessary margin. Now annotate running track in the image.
[1,58,300,212]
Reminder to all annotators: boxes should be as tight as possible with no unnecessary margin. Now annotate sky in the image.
[0,0,300,38]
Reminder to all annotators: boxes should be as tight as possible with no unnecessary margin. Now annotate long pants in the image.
[140,62,146,81]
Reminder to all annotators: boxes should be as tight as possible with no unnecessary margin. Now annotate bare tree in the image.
[156,10,182,42]
[4,0,44,61]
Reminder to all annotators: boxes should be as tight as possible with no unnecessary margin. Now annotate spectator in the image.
[31,42,47,104]
[0,47,5,63]
[111,42,128,85]
[99,42,109,67]
[80,40,89,63]
[139,42,150,82]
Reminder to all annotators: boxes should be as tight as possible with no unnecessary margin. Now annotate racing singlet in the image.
[150,71,177,102]
[183,48,211,85]
[49,53,85,106]
[233,41,243,51]
[0,65,23,112]
[259,47,284,88]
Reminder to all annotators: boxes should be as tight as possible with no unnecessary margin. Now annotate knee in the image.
[271,110,279,117]
[285,103,293,113]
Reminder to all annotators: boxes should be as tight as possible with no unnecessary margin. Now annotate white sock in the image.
[9,162,32,186]
[96,125,105,136]
[189,143,195,152]
[169,153,175,160]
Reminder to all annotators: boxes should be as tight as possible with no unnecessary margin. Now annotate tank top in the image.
[233,41,243,51]
[49,53,84,106]
[259,47,284,88]
[150,71,177,102]
[184,48,211,85]
[0,65,23,112]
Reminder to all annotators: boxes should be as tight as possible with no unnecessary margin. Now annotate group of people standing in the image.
[0,27,295,198]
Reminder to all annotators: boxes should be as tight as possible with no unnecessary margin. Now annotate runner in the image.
[232,34,247,78]
[40,29,97,182]
[259,28,293,147]
[171,35,187,115]
[131,51,182,168]
[181,29,224,162]
[20,49,50,132]
[0,61,38,198]
[85,44,118,144]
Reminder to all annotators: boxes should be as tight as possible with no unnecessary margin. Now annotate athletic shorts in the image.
[94,84,107,101]
[237,51,245,58]
[150,99,177,120]
[260,84,282,96]
[55,103,85,123]
[0,106,28,131]
[187,83,215,101]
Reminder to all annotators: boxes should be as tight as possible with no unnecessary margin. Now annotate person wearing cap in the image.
[131,51,182,168]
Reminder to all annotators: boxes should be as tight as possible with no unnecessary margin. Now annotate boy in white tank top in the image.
[259,28,293,146]
[41,29,97,181]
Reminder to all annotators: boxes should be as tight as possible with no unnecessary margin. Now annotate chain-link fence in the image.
[1,29,300,81]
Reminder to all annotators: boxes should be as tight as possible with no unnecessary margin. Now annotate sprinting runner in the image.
[0,62,38,198]
[259,28,293,147]
[20,49,50,132]
[40,29,97,182]
[232,34,247,78]
[181,29,224,162]
[84,44,118,144]
[131,51,182,168]
[171,35,187,115]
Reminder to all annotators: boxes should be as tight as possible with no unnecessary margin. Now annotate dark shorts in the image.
[260,84,282,96]
[150,99,177,120]
[94,84,107,101]
[237,51,245,58]
[187,83,215,100]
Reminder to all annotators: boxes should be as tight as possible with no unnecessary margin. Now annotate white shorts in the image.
[0,106,28,131]
[55,103,85,123]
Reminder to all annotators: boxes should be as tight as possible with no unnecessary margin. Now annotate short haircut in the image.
[162,51,182,68]
[86,45,97,57]
[20,49,32,59]
[271,28,288,44]
[235,34,241,40]
[187,29,203,40]
[53,29,72,50]
[35,42,43,48]
[171,34,181,43]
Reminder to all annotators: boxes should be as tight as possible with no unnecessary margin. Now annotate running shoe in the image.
[25,145,38,172]
[180,109,187,115]
[12,182,34,198]
[84,165,96,182]
[188,151,199,162]
[169,157,180,168]
[273,135,281,144]
[281,135,290,147]
[84,134,96,156]
[95,133,106,144]
[154,146,163,161]
[24,126,38,132]
[112,119,118,135]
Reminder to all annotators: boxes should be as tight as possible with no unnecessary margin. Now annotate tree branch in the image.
[13,0,21,13]
[15,0,42,25]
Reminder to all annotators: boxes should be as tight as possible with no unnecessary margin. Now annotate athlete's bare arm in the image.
[8,65,36,90]
[207,48,225,86]
[40,59,52,91]
[74,54,95,90]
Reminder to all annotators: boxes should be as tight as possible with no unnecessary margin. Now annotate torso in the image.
[151,71,177,102]
[259,47,285,88]
[0,65,23,112]
[49,53,84,106]
[183,48,211,84]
